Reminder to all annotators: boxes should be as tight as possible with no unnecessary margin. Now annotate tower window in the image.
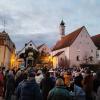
[76,56,80,61]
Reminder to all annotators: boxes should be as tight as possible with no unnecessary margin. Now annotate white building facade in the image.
[37,44,51,54]
[51,21,97,68]
[92,34,100,64]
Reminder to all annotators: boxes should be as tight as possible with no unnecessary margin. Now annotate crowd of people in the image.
[0,66,100,100]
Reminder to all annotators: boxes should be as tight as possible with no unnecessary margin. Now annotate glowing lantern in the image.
[10,54,16,68]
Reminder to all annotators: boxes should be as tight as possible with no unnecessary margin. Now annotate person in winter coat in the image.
[3,70,9,99]
[15,70,25,88]
[83,69,94,100]
[15,72,27,100]
[35,70,44,85]
[70,81,86,100]
[74,73,83,88]
[64,71,72,87]
[18,72,42,100]
[40,72,55,100]
[93,71,100,93]
[0,68,4,100]
[47,78,71,100]
[5,70,15,100]
[96,86,100,100]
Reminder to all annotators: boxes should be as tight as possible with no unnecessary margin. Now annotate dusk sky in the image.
[0,0,100,50]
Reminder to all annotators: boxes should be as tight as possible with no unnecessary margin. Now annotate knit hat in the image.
[28,72,35,77]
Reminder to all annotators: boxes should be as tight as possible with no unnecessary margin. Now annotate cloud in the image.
[0,0,100,50]
[10,32,59,50]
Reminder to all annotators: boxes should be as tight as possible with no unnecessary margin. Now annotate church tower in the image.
[59,20,65,39]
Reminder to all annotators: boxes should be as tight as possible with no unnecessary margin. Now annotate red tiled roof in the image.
[91,34,100,49]
[52,26,84,51]
[53,51,64,57]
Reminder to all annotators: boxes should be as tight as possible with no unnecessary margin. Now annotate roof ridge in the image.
[64,26,84,38]
[53,51,64,57]
[37,43,45,49]
[52,26,84,51]
[17,40,38,55]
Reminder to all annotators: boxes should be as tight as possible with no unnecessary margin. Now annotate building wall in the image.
[52,47,69,68]
[17,58,25,68]
[58,52,69,67]
[0,32,16,68]
[96,50,100,63]
[0,46,5,66]
[54,52,65,68]
[25,41,38,51]
[18,41,38,57]
[53,57,58,69]
[70,27,97,67]
[39,45,51,54]
[4,46,11,67]
[0,45,14,68]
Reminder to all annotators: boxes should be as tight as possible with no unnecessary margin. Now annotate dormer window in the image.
[30,44,32,46]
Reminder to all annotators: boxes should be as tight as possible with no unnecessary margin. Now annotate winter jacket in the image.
[64,74,72,86]
[15,79,27,100]
[15,73,26,88]
[47,86,71,100]
[93,78,100,93]
[83,74,93,100]
[96,86,100,100]
[83,74,93,94]
[5,74,15,100]
[40,77,55,100]
[19,79,42,100]
[70,85,86,100]
[74,74,83,88]
[0,72,4,96]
